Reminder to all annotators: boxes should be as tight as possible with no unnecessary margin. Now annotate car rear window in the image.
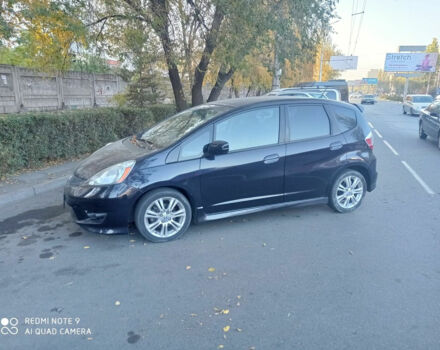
[287,105,330,141]
[331,106,357,132]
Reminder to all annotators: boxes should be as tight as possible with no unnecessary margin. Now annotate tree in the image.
[0,0,87,71]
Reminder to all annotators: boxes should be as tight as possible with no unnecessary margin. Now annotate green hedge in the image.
[0,104,175,178]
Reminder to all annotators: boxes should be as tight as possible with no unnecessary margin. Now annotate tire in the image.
[134,188,192,242]
[329,170,367,213]
[403,106,407,114]
[419,122,427,139]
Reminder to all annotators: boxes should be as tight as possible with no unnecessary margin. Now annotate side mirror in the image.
[203,140,229,159]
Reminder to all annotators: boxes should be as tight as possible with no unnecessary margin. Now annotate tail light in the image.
[365,131,374,150]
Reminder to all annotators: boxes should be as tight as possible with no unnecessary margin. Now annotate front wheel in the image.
[419,123,427,139]
[329,170,367,213]
[135,188,192,242]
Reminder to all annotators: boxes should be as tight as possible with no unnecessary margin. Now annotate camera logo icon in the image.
[1,317,19,335]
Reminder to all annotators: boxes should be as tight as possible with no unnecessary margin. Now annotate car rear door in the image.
[199,106,286,214]
[283,103,348,202]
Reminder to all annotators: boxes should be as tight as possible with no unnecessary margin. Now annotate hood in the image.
[74,138,159,179]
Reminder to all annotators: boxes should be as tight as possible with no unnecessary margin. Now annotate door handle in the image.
[263,154,280,164]
[329,142,343,151]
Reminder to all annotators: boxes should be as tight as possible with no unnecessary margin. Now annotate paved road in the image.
[1,101,440,350]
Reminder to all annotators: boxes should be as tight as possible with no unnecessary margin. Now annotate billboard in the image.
[329,56,358,70]
[362,78,378,85]
[398,45,426,52]
[384,53,438,72]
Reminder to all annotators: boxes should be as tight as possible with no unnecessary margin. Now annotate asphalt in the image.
[0,101,440,350]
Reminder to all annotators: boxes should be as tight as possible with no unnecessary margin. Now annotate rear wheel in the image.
[135,188,192,242]
[329,170,367,213]
[419,123,427,139]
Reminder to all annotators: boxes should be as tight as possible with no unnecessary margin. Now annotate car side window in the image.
[215,107,279,151]
[331,106,357,132]
[179,128,211,161]
[287,105,330,141]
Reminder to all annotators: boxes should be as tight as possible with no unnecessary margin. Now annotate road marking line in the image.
[368,122,374,128]
[374,129,383,138]
[401,161,436,196]
[383,140,399,156]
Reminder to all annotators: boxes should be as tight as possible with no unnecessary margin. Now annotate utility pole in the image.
[319,45,324,82]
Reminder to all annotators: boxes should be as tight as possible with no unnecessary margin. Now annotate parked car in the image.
[419,101,440,149]
[295,80,349,102]
[266,89,316,98]
[267,88,339,101]
[65,97,378,242]
[403,94,433,115]
[361,94,376,104]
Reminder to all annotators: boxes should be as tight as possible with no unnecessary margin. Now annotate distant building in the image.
[367,69,380,79]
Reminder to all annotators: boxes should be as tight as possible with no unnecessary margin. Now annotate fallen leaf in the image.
[221,309,230,315]
[190,313,197,317]
[236,328,243,332]
[186,266,191,270]
[114,301,120,306]
[208,267,216,272]
[218,345,224,349]
[83,246,90,249]
[237,295,241,299]
[223,325,230,332]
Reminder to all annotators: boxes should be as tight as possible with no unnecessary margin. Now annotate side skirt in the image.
[197,197,328,223]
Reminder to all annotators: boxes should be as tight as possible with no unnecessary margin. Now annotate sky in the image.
[331,0,440,80]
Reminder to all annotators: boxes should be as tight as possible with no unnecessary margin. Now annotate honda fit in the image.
[65,97,377,242]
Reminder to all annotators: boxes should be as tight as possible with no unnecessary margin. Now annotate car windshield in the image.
[140,104,231,148]
[413,96,433,103]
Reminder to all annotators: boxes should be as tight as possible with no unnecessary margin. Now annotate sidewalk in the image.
[0,160,81,207]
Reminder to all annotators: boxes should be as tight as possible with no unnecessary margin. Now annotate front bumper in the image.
[64,176,140,234]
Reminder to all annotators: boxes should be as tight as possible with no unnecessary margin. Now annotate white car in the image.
[266,88,339,100]
[403,94,433,115]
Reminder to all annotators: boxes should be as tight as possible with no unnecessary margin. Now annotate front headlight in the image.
[88,160,135,186]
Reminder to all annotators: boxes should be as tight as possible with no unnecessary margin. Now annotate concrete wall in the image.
[0,65,127,113]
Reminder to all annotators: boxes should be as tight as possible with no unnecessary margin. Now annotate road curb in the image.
[0,175,69,207]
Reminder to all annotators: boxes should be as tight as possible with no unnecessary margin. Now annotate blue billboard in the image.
[362,78,378,85]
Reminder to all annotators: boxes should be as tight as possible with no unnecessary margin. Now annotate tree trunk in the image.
[207,66,235,102]
[191,6,224,106]
[150,0,187,111]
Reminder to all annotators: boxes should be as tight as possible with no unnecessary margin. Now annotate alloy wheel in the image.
[144,197,186,238]
[335,175,364,209]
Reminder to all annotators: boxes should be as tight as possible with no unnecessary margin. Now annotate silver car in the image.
[403,94,433,115]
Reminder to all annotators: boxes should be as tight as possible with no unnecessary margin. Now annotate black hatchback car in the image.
[65,97,377,242]
[419,100,440,149]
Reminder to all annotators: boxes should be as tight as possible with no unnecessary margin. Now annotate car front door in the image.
[283,103,347,202]
[424,102,440,138]
[199,106,286,214]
